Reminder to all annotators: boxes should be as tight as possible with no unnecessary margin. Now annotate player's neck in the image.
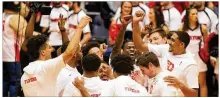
[83,72,97,78]
[197,5,205,11]
[189,21,197,28]
[151,21,157,28]
[67,60,77,68]
[163,3,173,10]
[154,67,161,77]
[74,7,81,13]
[38,55,47,61]
[4,10,17,14]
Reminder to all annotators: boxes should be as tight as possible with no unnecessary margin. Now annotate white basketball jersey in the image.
[3,14,21,62]
[49,5,69,46]
[186,25,203,54]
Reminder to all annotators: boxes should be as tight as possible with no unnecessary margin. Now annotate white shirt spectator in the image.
[147,44,199,96]
[62,76,107,97]
[100,75,149,96]
[147,71,179,96]
[66,10,91,40]
[56,65,81,96]
[163,7,182,31]
[113,3,150,30]
[21,54,66,96]
[3,13,26,62]
[49,4,69,46]
[181,7,219,34]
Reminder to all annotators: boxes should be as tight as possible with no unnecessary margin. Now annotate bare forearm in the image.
[80,33,91,46]
[63,27,83,63]
[78,88,90,97]
[25,13,36,38]
[179,83,198,97]
[111,25,127,59]
[22,13,36,51]
[61,31,69,44]
[132,22,148,52]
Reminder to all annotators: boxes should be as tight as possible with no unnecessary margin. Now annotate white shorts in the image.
[195,52,207,72]
[40,15,50,28]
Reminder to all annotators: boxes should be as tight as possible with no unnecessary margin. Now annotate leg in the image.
[9,62,21,97]
[199,71,208,97]
[3,62,10,97]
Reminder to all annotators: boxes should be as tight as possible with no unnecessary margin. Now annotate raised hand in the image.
[121,15,132,26]
[58,14,66,31]
[78,16,92,29]
[73,77,85,90]
[133,10,145,23]
[100,43,108,53]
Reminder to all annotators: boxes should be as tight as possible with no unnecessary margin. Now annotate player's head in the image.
[72,1,81,9]
[149,28,167,44]
[82,41,103,60]
[168,31,190,55]
[111,54,134,77]
[98,61,110,81]
[82,54,101,74]
[193,1,205,9]
[136,52,160,78]
[27,34,54,61]
[3,2,20,12]
[122,40,138,61]
[53,2,62,8]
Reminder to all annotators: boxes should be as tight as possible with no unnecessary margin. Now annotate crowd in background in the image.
[2,1,219,97]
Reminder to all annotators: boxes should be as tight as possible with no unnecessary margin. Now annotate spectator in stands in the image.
[3,2,29,97]
[182,1,219,34]
[109,1,132,46]
[67,2,92,46]
[160,2,182,31]
[179,7,208,97]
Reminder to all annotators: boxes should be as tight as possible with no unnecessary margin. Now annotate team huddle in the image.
[3,1,218,97]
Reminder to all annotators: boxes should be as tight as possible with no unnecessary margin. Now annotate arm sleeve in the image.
[62,81,82,96]
[100,81,115,96]
[42,54,66,77]
[169,10,182,30]
[185,65,199,89]
[78,12,91,33]
[148,44,169,58]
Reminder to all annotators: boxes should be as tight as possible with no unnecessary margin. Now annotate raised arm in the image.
[132,11,149,52]
[110,15,132,59]
[63,16,92,63]
[21,12,36,52]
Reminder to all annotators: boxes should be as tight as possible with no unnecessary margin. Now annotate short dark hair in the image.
[3,2,20,12]
[82,41,100,57]
[150,28,167,38]
[111,54,134,75]
[27,34,48,61]
[136,52,160,68]
[73,2,81,7]
[82,54,101,72]
[60,41,70,53]
[122,39,133,50]
[174,31,190,48]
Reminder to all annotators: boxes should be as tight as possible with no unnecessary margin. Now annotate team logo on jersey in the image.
[167,60,174,71]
